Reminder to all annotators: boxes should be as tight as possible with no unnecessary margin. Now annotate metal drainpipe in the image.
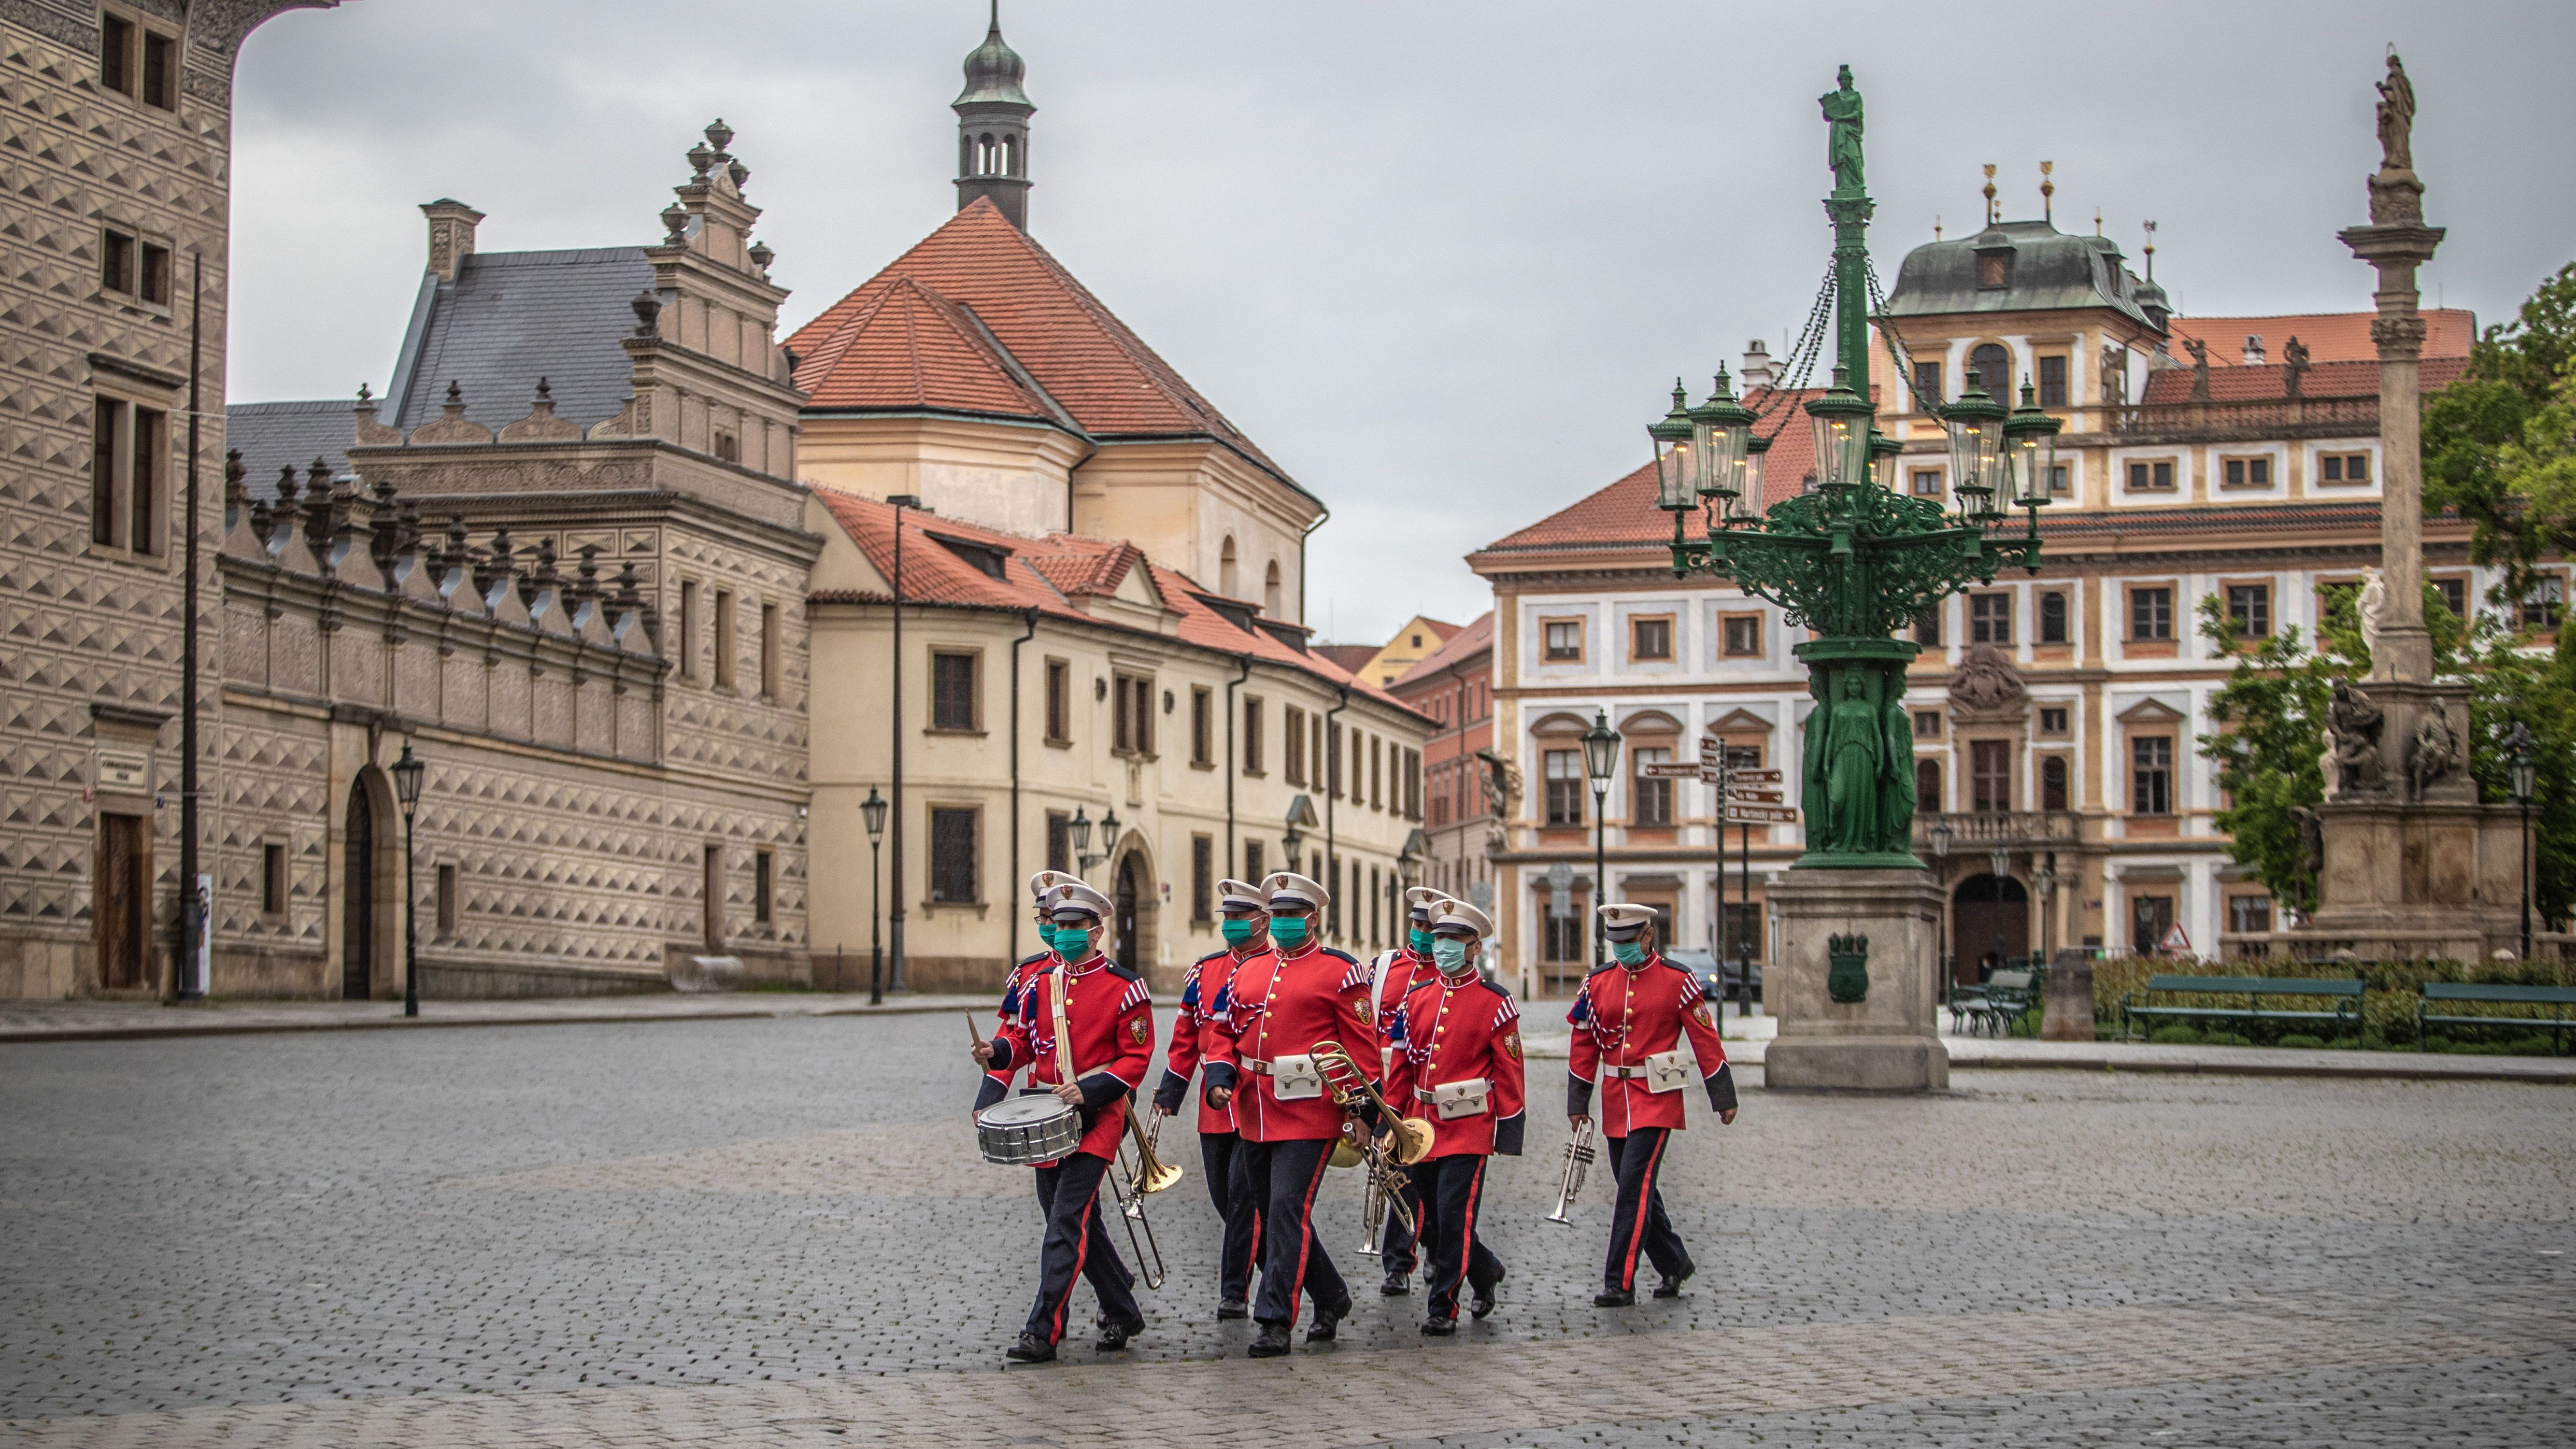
[1296,503,1329,626]
[1224,655,1251,876]
[888,500,906,992]
[1324,684,1351,943]
[1007,606,1039,966]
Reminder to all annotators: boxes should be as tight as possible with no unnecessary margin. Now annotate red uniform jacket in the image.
[1204,942,1378,1142]
[981,949,1052,1095]
[974,954,1156,1161]
[1370,947,1437,1074]
[1385,972,1527,1158]
[1565,954,1735,1137]
[1153,946,1261,1132]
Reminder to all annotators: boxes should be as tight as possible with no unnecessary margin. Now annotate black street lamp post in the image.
[2507,722,2536,961]
[861,785,888,1005]
[390,744,425,1018]
[1930,820,1953,1001]
[1581,708,1623,966]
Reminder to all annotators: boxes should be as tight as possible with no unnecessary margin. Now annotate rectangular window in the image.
[1191,835,1213,922]
[1406,748,1422,820]
[2130,587,2174,642]
[2226,584,2272,638]
[2037,355,2067,408]
[101,228,136,296]
[753,849,773,925]
[703,845,723,950]
[712,590,735,687]
[1630,616,1672,661]
[1912,709,1942,740]
[1915,758,1943,815]
[1970,592,2012,645]
[2228,894,2273,935]
[2049,462,2070,495]
[140,29,176,109]
[1723,614,1762,657]
[88,396,161,555]
[930,651,977,730]
[101,13,134,95]
[1913,607,1942,647]
[1370,735,1383,809]
[1544,749,1584,827]
[261,842,289,916]
[1113,674,1154,754]
[1911,361,1942,409]
[1971,739,2011,814]
[677,581,698,679]
[2132,893,2176,953]
[1046,812,1071,874]
[91,397,118,547]
[2318,451,2369,485]
[712,428,739,464]
[1327,724,1342,795]
[2038,590,2068,644]
[1632,747,1673,827]
[1044,659,1069,743]
[1243,839,1264,883]
[2039,706,2069,735]
[2520,576,2565,632]
[2131,735,2174,816]
[435,862,459,935]
[1543,619,1583,662]
[930,807,977,903]
[2223,456,2272,488]
[759,603,780,697]
[1911,468,1942,497]
[1242,695,1263,774]
[1313,716,1325,793]
[2433,577,2467,618]
[140,241,170,306]
[2126,460,2175,492]
[1283,704,1304,783]
[2040,755,2070,811]
[1191,686,1213,766]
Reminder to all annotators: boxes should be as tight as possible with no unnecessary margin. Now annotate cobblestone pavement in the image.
[2,1012,2569,1446]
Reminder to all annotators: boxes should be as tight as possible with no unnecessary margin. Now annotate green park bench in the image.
[2121,974,2365,1044]
[2416,982,2576,1054]
[1949,967,2040,1037]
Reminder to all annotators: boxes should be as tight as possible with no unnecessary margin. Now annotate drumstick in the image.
[966,1011,987,1049]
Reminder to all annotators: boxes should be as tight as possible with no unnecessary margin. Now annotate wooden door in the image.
[1952,874,2029,983]
[96,813,149,990]
[342,784,374,999]
[1115,855,1140,970]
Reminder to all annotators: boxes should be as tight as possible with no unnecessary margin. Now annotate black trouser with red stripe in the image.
[1603,1128,1691,1292]
[1407,1155,1503,1321]
[1199,1129,1261,1305]
[1240,1137,1351,1327]
[1024,1149,1140,1344]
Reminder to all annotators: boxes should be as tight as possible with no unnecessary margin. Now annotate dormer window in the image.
[930,532,1012,581]
[1976,249,2013,289]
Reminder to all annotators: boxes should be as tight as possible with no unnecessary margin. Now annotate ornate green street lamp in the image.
[1653,64,2056,870]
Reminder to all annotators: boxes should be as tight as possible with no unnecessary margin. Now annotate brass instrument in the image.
[1111,1099,1183,1289]
[1543,1118,1597,1226]
[1313,1040,1431,1244]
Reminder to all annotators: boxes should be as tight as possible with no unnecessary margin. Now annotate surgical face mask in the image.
[1408,927,1434,954]
[1269,916,1310,950]
[1431,937,1471,974]
[1051,925,1093,957]
[1220,917,1261,947]
[1611,939,1647,967]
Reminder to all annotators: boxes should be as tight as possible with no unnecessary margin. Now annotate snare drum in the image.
[976,1092,1084,1166]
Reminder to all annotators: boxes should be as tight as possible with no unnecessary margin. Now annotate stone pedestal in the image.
[2041,948,2095,1042]
[1766,868,1948,1092]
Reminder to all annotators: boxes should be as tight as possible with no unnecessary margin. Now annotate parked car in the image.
[1667,948,1762,1009]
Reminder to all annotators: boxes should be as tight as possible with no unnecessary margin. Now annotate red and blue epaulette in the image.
[1117,975,1152,1013]
[1489,991,1520,1025]
[1336,955,1373,993]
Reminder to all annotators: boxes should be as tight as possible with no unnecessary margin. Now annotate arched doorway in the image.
[342,781,377,999]
[1114,854,1142,972]
[1952,873,2028,983]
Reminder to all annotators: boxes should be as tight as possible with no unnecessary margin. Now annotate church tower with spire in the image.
[952,3,1033,230]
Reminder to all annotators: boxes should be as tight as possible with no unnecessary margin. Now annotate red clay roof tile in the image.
[1477,388,1826,554]
[2164,309,2475,366]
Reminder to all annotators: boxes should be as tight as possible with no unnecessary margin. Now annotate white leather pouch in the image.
[1270,1053,1322,1101]
[1431,1077,1491,1120]
[1644,1050,1689,1094]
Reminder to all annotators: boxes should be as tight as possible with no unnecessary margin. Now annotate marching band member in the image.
[1566,903,1737,1309]
[1365,884,1445,1294]
[969,882,1157,1362]
[1203,872,1375,1358]
[1151,877,1270,1320]
[986,871,1082,1092]
[1383,899,1524,1334]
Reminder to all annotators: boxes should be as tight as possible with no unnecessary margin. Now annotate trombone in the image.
[1544,1117,1597,1226]
[1313,1041,1431,1246]
[1112,1099,1183,1290]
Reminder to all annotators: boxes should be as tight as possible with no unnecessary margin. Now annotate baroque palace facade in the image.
[2,4,1425,1000]
[1472,210,2513,994]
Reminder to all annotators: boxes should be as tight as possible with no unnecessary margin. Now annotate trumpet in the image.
[1112,1099,1183,1289]
[1544,1118,1597,1226]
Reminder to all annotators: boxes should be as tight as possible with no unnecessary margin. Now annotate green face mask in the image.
[1408,928,1434,954]
[1269,917,1310,950]
[1220,917,1260,947]
[1431,937,1470,974]
[1612,940,1647,967]
[1051,925,1093,957]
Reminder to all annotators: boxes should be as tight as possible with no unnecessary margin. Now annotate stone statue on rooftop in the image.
[1820,65,1864,194]
[2375,51,2415,174]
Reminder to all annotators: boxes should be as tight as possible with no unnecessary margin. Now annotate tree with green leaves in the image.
[2424,260,2576,587]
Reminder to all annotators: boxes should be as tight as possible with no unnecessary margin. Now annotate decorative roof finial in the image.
[705,118,733,157]
[660,203,688,246]
[631,289,662,337]
[727,159,749,190]
[2142,219,2157,281]
[357,381,372,402]
[687,141,715,179]
[1982,164,1997,226]
[2039,161,2055,224]
[748,240,774,271]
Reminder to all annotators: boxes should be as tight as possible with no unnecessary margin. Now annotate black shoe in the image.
[1216,1299,1249,1321]
[1653,1267,1693,1299]
[1094,1313,1145,1352]
[1247,1322,1293,1358]
[1469,1263,1504,1320]
[1004,1332,1057,1363]
[1305,1297,1351,1342]
[1380,1270,1413,1296]
[1593,1288,1635,1308]
[1420,1314,1457,1336]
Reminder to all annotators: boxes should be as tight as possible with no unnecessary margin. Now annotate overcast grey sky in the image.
[227,1,2576,645]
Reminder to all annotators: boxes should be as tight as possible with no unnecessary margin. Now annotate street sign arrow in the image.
[1725,788,1786,804]
[1723,804,1802,823]
[1727,768,1785,783]
[1640,762,1705,779]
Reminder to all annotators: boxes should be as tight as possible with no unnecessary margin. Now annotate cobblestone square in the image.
[1,1011,2569,1446]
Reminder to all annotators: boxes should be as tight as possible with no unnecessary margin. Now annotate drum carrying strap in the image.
[1049,962,1076,1088]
